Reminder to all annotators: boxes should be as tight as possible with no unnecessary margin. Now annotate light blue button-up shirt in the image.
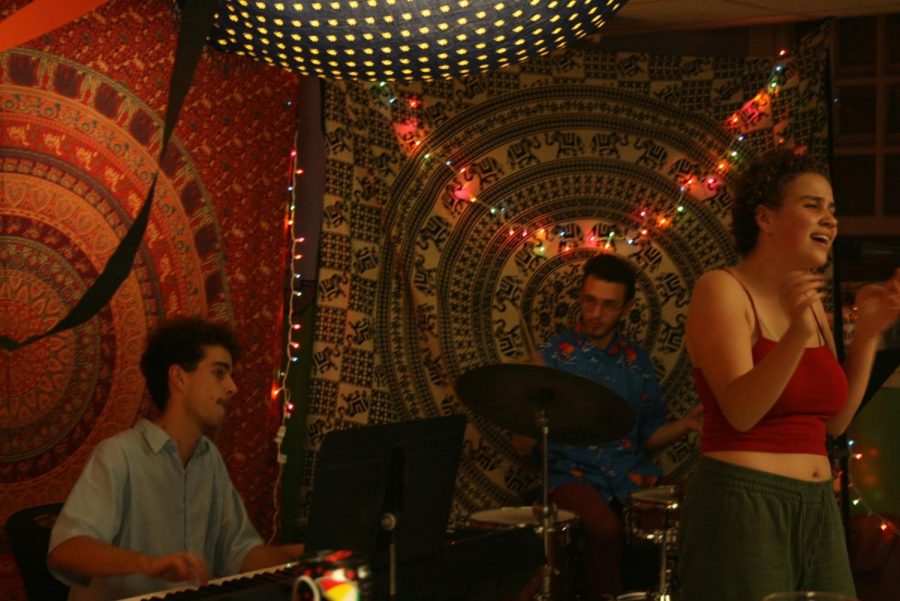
[540,325,669,506]
[48,419,263,600]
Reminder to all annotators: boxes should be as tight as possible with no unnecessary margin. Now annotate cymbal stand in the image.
[536,399,553,601]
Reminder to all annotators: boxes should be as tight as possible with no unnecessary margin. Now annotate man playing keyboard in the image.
[48,317,304,600]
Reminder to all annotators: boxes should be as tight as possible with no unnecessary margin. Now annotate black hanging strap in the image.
[0,0,217,351]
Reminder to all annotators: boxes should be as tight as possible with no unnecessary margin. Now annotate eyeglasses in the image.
[580,297,626,313]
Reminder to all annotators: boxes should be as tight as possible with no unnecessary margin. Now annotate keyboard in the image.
[119,562,296,601]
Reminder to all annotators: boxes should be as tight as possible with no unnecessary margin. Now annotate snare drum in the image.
[625,485,681,543]
[469,506,581,601]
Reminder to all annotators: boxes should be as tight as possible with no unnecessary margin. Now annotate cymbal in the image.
[455,363,635,446]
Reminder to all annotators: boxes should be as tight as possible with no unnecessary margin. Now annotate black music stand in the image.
[306,415,466,599]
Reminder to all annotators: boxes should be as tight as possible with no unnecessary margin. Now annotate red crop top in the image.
[694,271,849,456]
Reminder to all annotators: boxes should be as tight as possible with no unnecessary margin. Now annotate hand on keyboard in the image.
[146,552,210,586]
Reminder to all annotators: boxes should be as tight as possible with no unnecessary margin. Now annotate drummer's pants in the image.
[552,480,624,599]
[675,456,856,601]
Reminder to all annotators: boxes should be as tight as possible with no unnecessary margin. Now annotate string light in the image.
[279,138,307,419]
[365,46,802,254]
[268,96,306,544]
[847,438,900,538]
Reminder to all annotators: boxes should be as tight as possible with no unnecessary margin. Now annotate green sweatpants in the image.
[675,456,856,601]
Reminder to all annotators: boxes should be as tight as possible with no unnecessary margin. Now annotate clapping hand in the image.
[781,271,827,339]
[853,268,900,340]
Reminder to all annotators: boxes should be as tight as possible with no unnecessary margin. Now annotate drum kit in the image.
[455,363,682,601]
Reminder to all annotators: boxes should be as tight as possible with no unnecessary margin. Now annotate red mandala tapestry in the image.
[0,0,298,551]
[0,44,225,505]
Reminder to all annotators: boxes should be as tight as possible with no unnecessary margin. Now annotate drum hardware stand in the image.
[454,363,637,601]
[525,324,554,601]
[381,444,406,601]
[380,511,399,599]
[536,396,554,601]
[656,527,672,601]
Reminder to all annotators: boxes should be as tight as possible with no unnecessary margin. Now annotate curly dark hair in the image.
[140,316,241,411]
[582,253,636,301]
[729,149,828,256]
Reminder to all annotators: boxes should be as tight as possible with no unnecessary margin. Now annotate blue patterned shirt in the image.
[540,324,669,506]
[48,419,264,601]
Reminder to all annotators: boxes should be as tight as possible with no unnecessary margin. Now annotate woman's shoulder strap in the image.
[721,268,763,337]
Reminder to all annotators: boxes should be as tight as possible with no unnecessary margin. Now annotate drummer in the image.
[536,253,701,599]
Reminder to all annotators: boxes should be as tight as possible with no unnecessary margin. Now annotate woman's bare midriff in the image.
[704,450,833,482]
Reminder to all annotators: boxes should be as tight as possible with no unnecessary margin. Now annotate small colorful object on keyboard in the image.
[291,550,372,601]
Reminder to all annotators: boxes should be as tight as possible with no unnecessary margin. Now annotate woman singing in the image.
[676,149,900,601]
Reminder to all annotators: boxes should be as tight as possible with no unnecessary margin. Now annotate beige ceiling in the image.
[604,0,900,35]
